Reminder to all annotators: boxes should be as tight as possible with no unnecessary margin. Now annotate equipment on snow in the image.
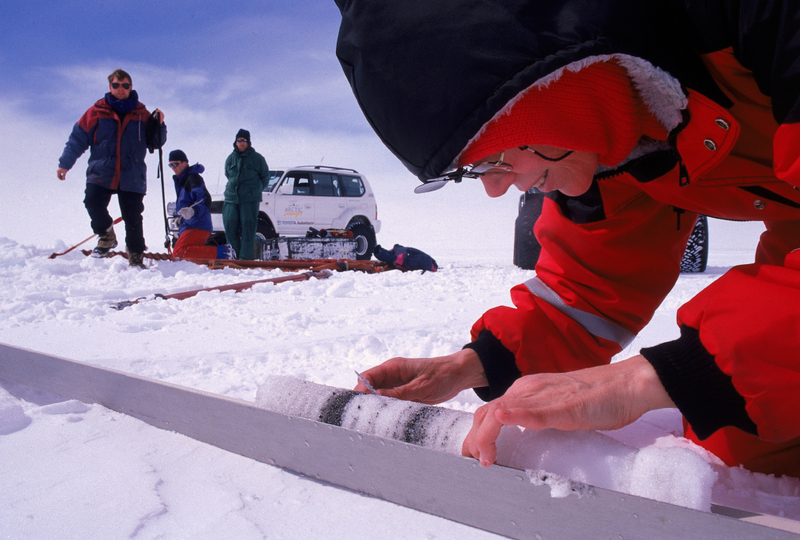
[79,249,172,261]
[256,376,471,454]
[75,250,391,274]
[263,235,360,261]
[151,111,172,256]
[49,217,124,259]
[1,343,798,540]
[374,244,438,272]
[110,269,332,310]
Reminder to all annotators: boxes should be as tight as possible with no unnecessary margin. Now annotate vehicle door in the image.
[338,174,369,221]
[274,171,314,235]
[310,172,344,229]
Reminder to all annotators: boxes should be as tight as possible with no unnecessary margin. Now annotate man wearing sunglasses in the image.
[57,69,166,268]
[222,129,269,260]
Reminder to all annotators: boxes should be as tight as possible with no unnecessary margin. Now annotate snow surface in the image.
[1,182,799,538]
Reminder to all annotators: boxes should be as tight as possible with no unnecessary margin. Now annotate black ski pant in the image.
[84,183,146,253]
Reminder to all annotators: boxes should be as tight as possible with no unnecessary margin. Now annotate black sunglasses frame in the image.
[414,147,575,193]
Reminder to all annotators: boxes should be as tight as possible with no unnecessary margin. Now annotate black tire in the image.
[513,191,709,274]
[680,215,709,273]
[255,218,276,260]
[513,190,546,270]
[346,222,376,260]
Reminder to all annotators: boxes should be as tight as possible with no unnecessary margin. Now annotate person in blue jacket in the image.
[57,69,166,268]
[169,149,235,260]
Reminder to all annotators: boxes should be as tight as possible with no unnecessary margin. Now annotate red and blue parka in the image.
[173,163,212,236]
[58,90,166,194]
[335,0,800,476]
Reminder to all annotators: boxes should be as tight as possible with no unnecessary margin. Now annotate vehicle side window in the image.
[265,170,283,192]
[339,175,365,197]
[279,173,311,195]
[311,173,338,196]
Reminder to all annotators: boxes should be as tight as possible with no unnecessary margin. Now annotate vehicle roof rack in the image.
[297,165,359,174]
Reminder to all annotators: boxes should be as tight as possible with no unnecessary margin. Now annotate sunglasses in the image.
[111,82,132,90]
[236,138,248,143]
[168,162,182,168]
[414,146,574,193]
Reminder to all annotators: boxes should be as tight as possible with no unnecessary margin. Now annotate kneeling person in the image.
[169,149,235,260]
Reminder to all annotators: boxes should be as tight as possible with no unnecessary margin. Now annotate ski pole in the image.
[157,145,172,257]
[49,217,124,259]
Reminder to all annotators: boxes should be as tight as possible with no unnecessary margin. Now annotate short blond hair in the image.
[108,69,132,84]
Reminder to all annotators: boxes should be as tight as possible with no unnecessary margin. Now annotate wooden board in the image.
[1,342,798,539]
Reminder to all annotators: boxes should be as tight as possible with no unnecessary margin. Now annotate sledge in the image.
[49,217,124,259]
[262,230,359,261]
[1,343,798,540]
[109,269,332,310]
[77,248,391,273]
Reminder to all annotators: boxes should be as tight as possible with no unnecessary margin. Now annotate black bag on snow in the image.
[374,244,438,273]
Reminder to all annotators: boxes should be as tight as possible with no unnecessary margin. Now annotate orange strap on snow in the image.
[48,217,124,259]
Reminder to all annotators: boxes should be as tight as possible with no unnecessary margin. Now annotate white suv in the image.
[205,165,381,259]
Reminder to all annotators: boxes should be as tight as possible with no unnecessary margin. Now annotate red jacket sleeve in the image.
[647,247,800,443]
[774,123,800,189]
[469,176,694,398]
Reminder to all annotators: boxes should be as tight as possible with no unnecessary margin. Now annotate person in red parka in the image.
[336,0,800,478]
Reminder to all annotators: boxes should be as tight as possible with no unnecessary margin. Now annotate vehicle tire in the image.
[255,218,276,260]
[680,215,709,273]
[346,221,376,260]
[513,190,546,270]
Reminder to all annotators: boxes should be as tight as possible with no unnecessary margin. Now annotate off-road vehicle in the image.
[169,165,381,260]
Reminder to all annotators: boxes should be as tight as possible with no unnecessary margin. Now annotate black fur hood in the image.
[335,0,800,182]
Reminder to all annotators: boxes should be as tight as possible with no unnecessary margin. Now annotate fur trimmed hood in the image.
[335,0,798,182]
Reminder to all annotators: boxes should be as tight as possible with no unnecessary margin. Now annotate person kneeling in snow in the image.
[169,149,235,261]
[339,0,800,478]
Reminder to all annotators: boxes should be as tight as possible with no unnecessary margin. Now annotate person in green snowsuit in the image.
[222,129,269,260]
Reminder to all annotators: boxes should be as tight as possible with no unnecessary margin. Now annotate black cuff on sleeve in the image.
[463,330,522,402]
[640,325,758,439]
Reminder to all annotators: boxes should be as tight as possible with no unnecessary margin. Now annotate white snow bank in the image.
[1,223,798,537]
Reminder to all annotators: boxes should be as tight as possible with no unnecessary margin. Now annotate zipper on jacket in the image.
[678,158,689,187]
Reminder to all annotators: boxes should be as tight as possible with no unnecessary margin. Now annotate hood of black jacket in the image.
[335,0,795,182]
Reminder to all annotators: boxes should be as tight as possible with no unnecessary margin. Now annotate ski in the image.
[0,342,798,540]
[49,217,124,259]
[110,269,332,310]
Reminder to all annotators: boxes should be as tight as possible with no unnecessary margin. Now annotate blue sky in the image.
[0,0,364,132]
[0,0,520,250]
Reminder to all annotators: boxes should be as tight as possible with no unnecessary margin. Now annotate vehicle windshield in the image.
[264,170,284,192]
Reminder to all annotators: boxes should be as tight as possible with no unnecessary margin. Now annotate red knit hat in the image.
[458,61,667,168]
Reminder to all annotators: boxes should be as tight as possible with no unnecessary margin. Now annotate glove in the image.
[177,207,195,220]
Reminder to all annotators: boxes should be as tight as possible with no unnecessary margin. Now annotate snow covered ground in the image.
[1,179,799,538]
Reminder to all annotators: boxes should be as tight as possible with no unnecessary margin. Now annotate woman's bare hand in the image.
[355,349,488,404]
[462,355,675,466]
